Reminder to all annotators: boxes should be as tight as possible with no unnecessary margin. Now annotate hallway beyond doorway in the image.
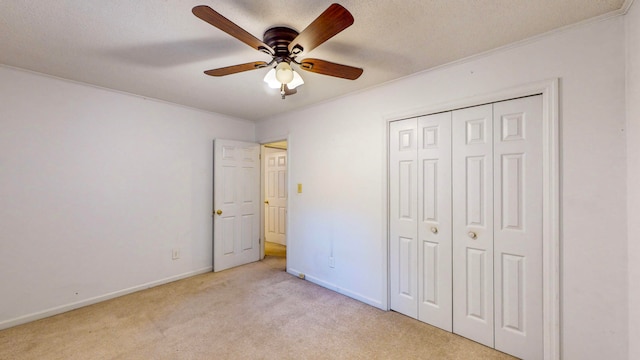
[265,241,286,257]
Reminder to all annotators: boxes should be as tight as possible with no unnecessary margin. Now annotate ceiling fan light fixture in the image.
[275,61,294,84]
[195,4,362,99]
[263,66,304,90]
[194,4,362,99]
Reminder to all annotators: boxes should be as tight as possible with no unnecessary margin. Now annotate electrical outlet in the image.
[172,248,180,260]
[329,256,335,268]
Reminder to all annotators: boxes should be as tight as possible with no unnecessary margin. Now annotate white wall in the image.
[257,16,628,360]
[0,66,254,328]
[627,1,640,359]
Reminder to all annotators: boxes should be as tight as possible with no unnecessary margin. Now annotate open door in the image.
[213,139,260,272]
[264,146,287,246]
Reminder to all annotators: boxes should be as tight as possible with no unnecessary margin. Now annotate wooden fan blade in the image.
[299,58,363,80]
[204,61,269,76]
[288,3,354,56]
[193,5,274,55]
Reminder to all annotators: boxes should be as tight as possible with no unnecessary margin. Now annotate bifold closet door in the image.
[452,104,495,348]
[390,95,543,360]
[451,96,543,359]
[417,113,452,331]
[493,96,543,360]
[390,114,453,331]
[389,118,418,318]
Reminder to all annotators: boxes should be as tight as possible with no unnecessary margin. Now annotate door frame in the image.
[259,136,290,262]
[383,79,560,360]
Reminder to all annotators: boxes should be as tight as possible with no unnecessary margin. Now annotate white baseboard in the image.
[0,266,212,330]
[286,267,384,310]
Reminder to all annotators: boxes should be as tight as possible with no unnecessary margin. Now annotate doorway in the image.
[261,140,288,260]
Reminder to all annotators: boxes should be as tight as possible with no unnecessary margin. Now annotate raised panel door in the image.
[452,104,495,348]
[390,118,419,318]
[213,139,260,272]
[264,147,287,246]
[493,95,543,359]
[417,112,453,331]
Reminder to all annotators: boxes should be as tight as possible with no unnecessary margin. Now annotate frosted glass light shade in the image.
[275,62,294,83]
[263,67,304,90]
[263,68,280,89]
[288,70,304,89]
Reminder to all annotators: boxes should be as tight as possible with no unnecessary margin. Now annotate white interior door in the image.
[389,118,419,318]
[213,139,260,272]
[417,113,453,331]
[452,104,495,348]
[264,147,287,246]
[493,96,543,359]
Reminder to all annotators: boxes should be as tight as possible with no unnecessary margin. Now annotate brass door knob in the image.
[264,200,269,205]
[216,209,222,215]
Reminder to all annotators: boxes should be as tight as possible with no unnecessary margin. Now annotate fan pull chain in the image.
[280,83,286,99]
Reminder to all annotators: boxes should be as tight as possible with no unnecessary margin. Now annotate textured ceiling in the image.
[0,1,627,121]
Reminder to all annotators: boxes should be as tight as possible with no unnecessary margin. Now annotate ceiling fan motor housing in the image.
[263,26,299,63]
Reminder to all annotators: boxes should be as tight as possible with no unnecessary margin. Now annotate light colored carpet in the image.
[0,256,515,359]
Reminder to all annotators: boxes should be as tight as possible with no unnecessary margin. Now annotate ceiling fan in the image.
[192,3,363,99]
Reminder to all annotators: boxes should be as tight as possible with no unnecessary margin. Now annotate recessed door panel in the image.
[466,248,487,321]
[223,166,236,204]
[268,206,276,232]
[399,161,414,219]
[399,129,414,151]
[502,113,525,141]
[466,119,487,145]
[423,126,439,148]
[423,160,438,222]
[241,214,254,251]
[222,146,235,160]
[268,171,276,198]
[501,253,525,333]
[399,236,414,297]
[422,241,439,305]
[222,216,235,255]
[501,154,524,230]
[465,156,486,227]
[242,167,254,203]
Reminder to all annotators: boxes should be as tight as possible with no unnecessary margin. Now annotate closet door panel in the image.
[389,119,419,318]
[452,104,494,348]
[417,112,452,331]
[493,95,543,360]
